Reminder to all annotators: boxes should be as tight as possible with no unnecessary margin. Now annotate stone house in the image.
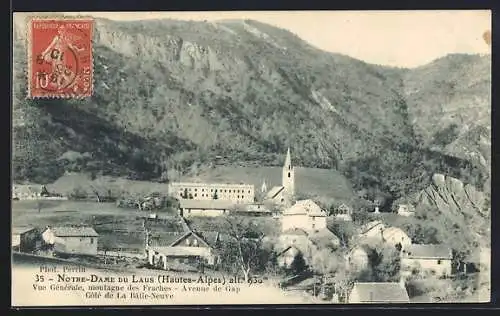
[400,244,453,277]
[12,227,41,252]
[146,230,224,269]
[345,244,375,273]
[281,199,327,233]
[42,226,99,256]
[357,220,385,244]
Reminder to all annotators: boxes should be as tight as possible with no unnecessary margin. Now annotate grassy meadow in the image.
[11,200,157,252]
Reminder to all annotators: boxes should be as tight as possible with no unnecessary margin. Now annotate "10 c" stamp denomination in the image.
[27,17,94,98]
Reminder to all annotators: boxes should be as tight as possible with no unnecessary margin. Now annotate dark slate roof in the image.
[196,231,220,247]
[179,199,236,210]
[169,231,210,247]
[49,226,99,237]
[403,244,453,259]
[351,283,410,303]
[149,232,186,247]
[12,226,37,235]
[265,186,284,199]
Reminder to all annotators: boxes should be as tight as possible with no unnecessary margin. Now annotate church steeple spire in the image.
[282,147,295,206]
[284,147,292,170]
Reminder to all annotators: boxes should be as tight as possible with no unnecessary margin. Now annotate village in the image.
[11,148,490,304]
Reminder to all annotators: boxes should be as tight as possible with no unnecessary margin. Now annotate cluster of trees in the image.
[214,215,276,282]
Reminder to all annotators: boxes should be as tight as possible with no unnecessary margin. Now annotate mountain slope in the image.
[12,17,490,203]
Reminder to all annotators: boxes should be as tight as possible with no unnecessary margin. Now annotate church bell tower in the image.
[282,147,295,206]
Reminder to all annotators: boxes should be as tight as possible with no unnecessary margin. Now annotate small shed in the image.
[12,227,41,252]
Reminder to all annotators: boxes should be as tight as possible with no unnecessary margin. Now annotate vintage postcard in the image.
[11,10,491,306]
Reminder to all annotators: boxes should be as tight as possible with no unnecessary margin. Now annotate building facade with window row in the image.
[168,182,255,203]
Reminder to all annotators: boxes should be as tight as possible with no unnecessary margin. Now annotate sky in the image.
[16,11,491,68]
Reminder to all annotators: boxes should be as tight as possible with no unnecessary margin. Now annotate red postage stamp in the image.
[27,17,94,98]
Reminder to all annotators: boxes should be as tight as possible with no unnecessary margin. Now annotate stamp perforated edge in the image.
[25,14,95,100]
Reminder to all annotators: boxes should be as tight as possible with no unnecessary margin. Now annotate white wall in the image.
[51,236,98,256]
[348,287,362,303]
[347,248,369,272]
[12,234,21,247]
[401,258,452,276]
[282,214,326,232]
[169,183,255,203]
[183,208,227,217]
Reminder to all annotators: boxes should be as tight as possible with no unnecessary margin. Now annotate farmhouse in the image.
[400,244,453,277]
[168,182,255,204]
[12,185,45,200]
[357,220,385,244]
[12,227,41,253]
[178,199,236,217]
[397,204,415,217]
[42,226,99,256]
[381,227,412,250]
[146,230,223,268]
[335,203,353,221]
[348,282,410,304]
[281,199,327,233]
[345,244,375,273]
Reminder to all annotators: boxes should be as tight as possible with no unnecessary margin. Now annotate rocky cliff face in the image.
[416,174,488,217]
[404,173,490,250]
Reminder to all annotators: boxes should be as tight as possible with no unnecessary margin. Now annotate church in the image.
[169,148,297,217]
[262,147,295,207]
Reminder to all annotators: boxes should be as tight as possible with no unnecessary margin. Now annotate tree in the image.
[215,215,269,282]
[310,249,342,296]
[289,252,307,276]
[328,221,356,249]
[370,245,401,282]
[331,263,355,303]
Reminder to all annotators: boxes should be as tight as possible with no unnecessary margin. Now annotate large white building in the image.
[281,199,327,233]
[168,182,255,204]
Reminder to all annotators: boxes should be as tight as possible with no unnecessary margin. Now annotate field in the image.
[12,165,352,252]
[43,173,169,198]
[11,199,280,252]
[11,200,181,252]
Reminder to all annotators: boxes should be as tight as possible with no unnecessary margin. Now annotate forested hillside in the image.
[12,17,490,206]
